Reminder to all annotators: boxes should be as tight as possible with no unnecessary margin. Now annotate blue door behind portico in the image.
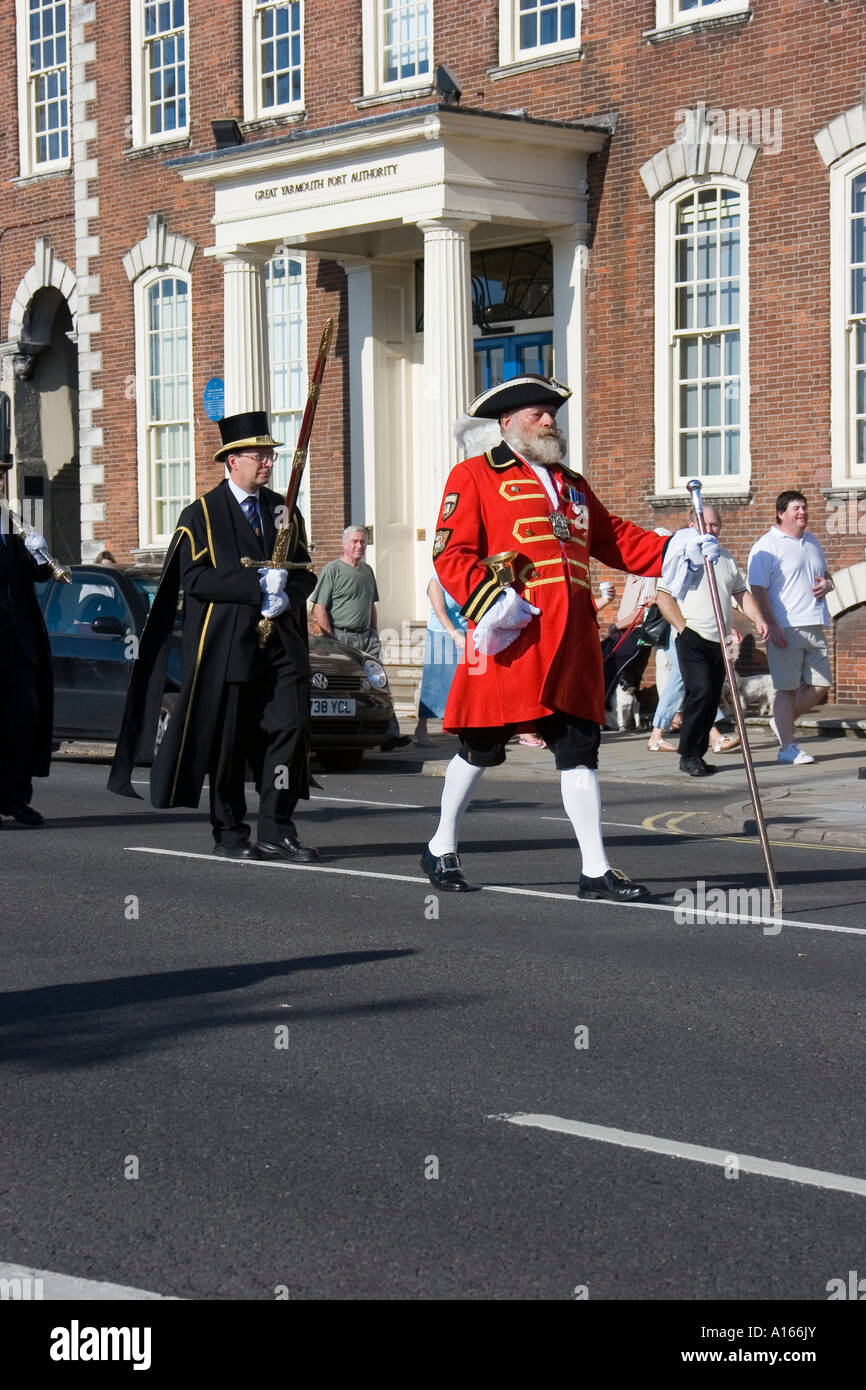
[473,331,553,393]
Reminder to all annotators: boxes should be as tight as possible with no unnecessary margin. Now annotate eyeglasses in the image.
[235,451,275,463]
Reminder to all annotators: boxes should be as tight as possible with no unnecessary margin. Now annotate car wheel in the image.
[314,748,364,773]
[155,693,178,752]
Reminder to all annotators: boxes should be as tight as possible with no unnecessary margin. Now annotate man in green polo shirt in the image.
[312,525,410,751]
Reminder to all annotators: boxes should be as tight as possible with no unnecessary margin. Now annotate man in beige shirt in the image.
[656,507,766,777]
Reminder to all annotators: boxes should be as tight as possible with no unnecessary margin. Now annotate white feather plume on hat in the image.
[452,414,502,456]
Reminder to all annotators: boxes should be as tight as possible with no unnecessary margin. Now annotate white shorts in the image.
[766,625,832,691]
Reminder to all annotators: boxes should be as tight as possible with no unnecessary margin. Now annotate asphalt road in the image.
[2,756,866,1311]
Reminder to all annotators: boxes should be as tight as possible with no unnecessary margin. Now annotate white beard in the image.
[502,424,567,467]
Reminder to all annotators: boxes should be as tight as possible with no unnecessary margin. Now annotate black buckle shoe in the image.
[420,846,479,892]
[213,842,261,860]
[257,834,320,863]
[577,868,650,902]
[0,803,45,827]
[679,756,715,777]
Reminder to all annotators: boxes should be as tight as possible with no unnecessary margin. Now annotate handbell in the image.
[481,550,518,587]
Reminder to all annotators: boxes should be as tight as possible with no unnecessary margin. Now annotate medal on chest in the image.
[550,483,587,541]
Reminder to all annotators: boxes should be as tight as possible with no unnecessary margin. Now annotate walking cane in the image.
[686,479,783,918]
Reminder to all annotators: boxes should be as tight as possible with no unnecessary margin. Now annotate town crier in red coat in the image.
[420,374,719,902]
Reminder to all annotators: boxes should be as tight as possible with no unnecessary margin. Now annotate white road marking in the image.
[311,795,423,809]
[0,1261,179,1300]
[130,780,422,809]
[491,1114,866,1199]
[123,847,866,936]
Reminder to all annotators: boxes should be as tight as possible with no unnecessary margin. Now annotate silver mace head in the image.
[686,477,704,517]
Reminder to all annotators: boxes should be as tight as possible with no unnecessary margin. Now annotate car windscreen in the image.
[128,574,159,608]
[41,574,132,635]
[128,573,183,632]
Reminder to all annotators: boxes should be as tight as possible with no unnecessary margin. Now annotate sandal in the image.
[710,734,740,753]
[647,738,677,752]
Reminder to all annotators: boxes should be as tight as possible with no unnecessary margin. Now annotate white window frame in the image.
[361,0,433,97]
[243,0,305,123]
[265,249,309,518]
[499,0,582,69]
[134,268,195,550]
[830,147,866,486]
[653,176,751,498]
[129,0,189,149]
[655,0,750,29]
[16,0,71,178]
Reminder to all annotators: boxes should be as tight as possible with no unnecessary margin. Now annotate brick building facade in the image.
[2,1,865,693]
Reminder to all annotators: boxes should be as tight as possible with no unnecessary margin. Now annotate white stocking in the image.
[428,755,486,856]
[560,767,610,878]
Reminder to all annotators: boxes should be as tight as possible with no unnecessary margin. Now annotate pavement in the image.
[54,704,866,851]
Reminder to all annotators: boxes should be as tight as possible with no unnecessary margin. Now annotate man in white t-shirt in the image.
[656,506,766,777]
[747,491,834,766]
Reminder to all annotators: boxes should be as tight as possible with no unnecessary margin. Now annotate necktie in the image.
[242,495,262,540]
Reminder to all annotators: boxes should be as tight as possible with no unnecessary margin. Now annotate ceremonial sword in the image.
[241,317,334,646]
[686,478,782,917]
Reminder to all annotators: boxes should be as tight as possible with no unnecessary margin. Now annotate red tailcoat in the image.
[432,442,667,729]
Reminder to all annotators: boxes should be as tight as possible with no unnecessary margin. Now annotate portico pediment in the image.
[169,104,611,255]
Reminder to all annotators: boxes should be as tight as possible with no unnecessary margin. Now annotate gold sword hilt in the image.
[241,530,314,646]
[240,558,314,570]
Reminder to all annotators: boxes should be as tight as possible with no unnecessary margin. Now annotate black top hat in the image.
[467,374,572,420]
[214,411,283,462]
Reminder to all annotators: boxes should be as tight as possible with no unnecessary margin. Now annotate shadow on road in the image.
[0,949,485,1071]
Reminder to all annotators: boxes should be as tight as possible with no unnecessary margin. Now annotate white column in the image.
[417,217,475,534]
[551,225,591,477]
[211,245,271,415]
[342,259,376,535]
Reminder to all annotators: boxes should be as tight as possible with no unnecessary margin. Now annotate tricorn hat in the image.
[467,374,572,420]
[214,411,283,462]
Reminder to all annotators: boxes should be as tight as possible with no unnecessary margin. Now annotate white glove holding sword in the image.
[259,566,290,618]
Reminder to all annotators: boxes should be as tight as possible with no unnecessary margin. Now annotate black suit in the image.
[109,480,316,845]
[0,525,53,807]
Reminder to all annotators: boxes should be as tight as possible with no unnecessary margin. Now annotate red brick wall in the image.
[2,0,865,688]
[834,603,866,702]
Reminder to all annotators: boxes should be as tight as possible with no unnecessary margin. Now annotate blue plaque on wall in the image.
[203,377,225,422]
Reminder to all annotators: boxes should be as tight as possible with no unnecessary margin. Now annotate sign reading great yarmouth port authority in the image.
[253,162,400,203]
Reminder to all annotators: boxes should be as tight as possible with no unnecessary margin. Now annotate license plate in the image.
[311,697,357,716]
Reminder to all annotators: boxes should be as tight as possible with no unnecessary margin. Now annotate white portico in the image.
[172,104,609,625]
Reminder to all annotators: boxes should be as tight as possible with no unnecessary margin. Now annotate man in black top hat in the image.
[109,411,319,861]
[0,460,53,827]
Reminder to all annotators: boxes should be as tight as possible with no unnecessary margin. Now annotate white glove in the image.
[24,531,47,554]
[473,586,541,656]
[684,532,720,567]
[260,591,290,619]
[259,567,288,595]
[474,623,526,656]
